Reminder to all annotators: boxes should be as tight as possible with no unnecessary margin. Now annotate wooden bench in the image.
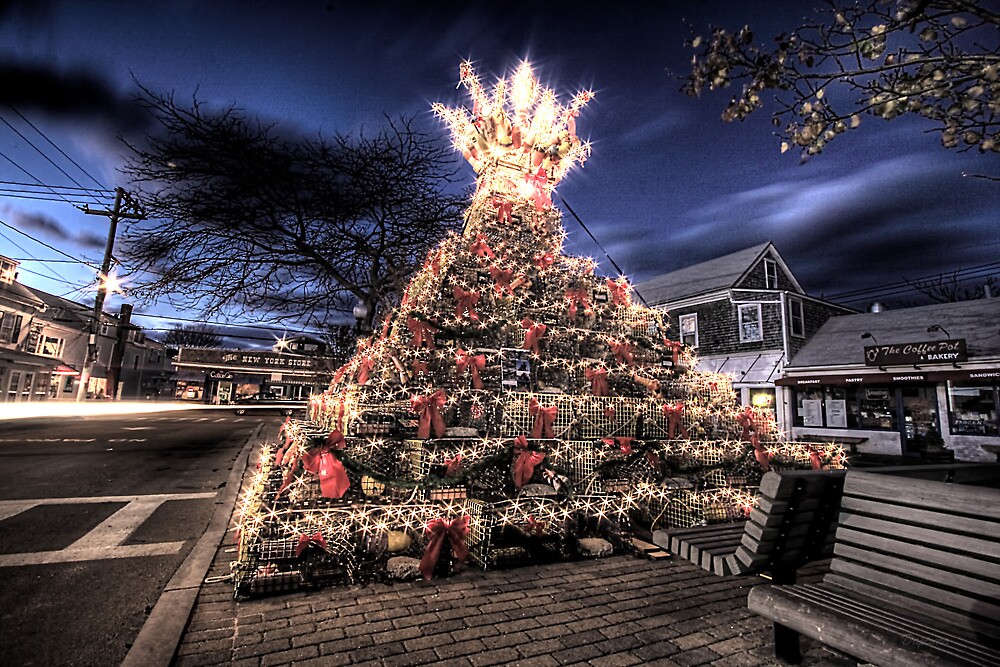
[655,469,847,581]
[748,470,1000,666]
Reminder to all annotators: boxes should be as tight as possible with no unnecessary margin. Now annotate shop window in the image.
[20,372,33,400]
[858,387,897,430]
[794,386,891,430]
[35,335,65,358]
[6,371,21,401]
[738,304,763,343]
[764,258,778,289]
[679,313,698,348]
[948,383,999,436]
[789,297,805,338]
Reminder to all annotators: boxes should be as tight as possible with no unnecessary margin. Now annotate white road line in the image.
[121,426,154,431]
[0,542,188,566]
[0,493,218,566]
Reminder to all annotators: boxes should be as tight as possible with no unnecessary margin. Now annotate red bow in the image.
[488,266,515,297]
[585,367,609,397]
[444,453,463,475]
[406,316,438,349]
[807,446,822,471]
[604,406,616,419]
[602,436,635,455]
[565,288,591,322]
[419,516,470,581]
[453,286,480,320]
[493,198,513,225]
[609,340,635,366]
[303,431,350,498]
[411,389,448,439]
[411,360,429,376]
[455,349,486,389]
[661,403,690,440]
[606,278,630,306]
[521,317,547,355]
[524,167,551,210]
[533,252,554,269]
[294,531,330,558]
[356,357,375,385]
[469,234,495,260]
[523,516,547,537]
[512,435,546,489]
[663,338,683,365]
[529,398,557,438]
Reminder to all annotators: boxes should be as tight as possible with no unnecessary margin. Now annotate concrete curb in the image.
[121,422,264,667]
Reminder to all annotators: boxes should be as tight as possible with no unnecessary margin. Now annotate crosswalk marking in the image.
[0,492,217,566]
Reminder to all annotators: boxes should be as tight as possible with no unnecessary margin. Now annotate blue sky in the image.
[1,0,998,346]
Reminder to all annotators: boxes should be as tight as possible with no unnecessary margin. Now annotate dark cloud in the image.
[10,208,67,238]
[0,61,150,135]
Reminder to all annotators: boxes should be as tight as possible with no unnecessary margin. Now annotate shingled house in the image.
[634,242,854,432]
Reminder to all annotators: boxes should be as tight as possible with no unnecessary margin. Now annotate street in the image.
[0,411,280,667]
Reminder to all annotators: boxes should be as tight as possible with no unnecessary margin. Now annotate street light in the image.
[353,300,370,334]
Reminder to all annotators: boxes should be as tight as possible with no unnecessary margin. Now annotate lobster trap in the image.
[463,496,571,569]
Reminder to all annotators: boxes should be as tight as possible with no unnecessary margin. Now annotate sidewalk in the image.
[168,433,861,667]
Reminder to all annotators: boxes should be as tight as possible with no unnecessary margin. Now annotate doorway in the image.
[899,385,941,455]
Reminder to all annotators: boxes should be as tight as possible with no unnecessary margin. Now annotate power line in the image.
[0,148,84,209]
[0,217,99,268]
[825,261,1000,299]
[5,104,109,191]
[0,229,78,286]
[130,310,334,338]
[0,111,107,208]
[0,180,113,194]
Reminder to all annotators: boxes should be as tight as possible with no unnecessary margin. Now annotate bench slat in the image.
[844,471,1000,521]
[829,559,1000,625]
[837,514,1000,561]
[835,526,1000,584]
[840,496,1000,540]
[869,463,1000,486]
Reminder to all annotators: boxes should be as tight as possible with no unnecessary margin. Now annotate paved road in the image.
[0,412,279,667]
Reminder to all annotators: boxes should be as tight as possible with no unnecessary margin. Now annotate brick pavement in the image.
[173,540,860,667]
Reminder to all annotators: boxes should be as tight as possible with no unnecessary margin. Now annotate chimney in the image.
[868,302,887,313]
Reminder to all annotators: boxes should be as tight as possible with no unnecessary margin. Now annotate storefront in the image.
[172,347,339,404]
[777,299,1000,462]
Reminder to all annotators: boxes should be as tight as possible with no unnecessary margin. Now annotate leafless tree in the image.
[683,0,1000,161]
[160,324,224,348]
[906,271,998,302]
[119,87,466,331]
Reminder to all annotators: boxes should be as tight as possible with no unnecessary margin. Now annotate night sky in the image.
[2,0,998,344]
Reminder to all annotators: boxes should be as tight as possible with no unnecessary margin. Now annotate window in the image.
[0,258,16,284]
[793,386,895,430]
[679,313,698,348]
[948,383,999,436]
[35,335,65,358]
[0,312,23,343]
[6,371,21,401]
[738,304,763,342]
[789,297,805,338]
[133,354,140,370]
[764,258,779,289]
[100,321,110,336]
[20,372,33,400]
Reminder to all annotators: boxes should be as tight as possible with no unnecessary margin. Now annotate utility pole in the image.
[76,187,145,402]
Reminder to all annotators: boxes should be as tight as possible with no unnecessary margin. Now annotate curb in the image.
[121,422,264,667]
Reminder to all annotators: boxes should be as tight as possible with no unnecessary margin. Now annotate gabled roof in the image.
[0,279,47,312]
[23,286,92,327]
[634,242,801,305]
[786,298,1000,368]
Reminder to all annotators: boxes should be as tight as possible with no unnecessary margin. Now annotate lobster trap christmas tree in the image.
[231,60,845,597]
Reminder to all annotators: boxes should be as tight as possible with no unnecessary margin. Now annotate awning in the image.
[52,364,79,376]
[776,367,1000,386]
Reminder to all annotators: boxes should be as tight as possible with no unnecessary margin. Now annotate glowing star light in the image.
[432,60,593,205]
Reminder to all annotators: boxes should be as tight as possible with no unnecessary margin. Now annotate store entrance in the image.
[899,385,941,456]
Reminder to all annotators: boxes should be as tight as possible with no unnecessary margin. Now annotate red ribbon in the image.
[524,166,551,210]
[493,198,513,225]
[604,406,616,420]
[356,357,374,386]
[807,446,822,471]
[606,278,630,306]
[533,252,554,269]
[737,407,772,472]
[585,367,609,397]
[294,531,329,558]
[411,389,448,439]
[488,266,515,297]
[609,340,635,366]
[662,338,683,365]
[565,287,591,322]
[419,516,470,581]
[455,349,486,389]
[529,398,557,438]
[523,516,547,537]
[521,317,547,355]
[411,360,429,376]
[406,316,438,349]
[302,431,350,498]
[444,453,463,475]
[453,286,480,320]
[661,403,690,439]
[469,234,495,260]
[602,436,635,455]
[512,435,546,489]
